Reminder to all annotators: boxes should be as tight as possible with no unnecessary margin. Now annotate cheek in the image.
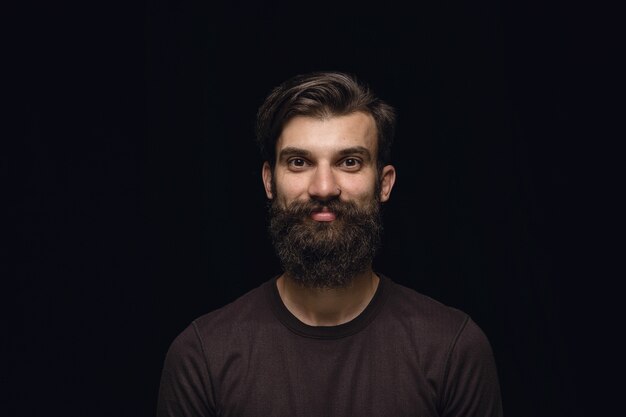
[341,178,378,203]
[275,176,309,203]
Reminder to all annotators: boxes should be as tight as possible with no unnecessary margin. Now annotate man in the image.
[156,72,503,417]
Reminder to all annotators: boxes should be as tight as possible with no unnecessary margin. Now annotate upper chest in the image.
[211,325,443,417]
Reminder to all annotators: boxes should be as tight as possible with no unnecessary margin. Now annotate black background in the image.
[10,0,614,416]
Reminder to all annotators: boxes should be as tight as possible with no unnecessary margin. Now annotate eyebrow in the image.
[337,146,372,161]
[278,147,312,161]
[278,146,372,162]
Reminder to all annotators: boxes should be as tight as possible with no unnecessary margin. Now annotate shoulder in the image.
[161,279,275,373]
[383,277,470,336]
[381,277,495,362]
[167,279,278,359]
[381,277,502,415]
[190,278,275,337]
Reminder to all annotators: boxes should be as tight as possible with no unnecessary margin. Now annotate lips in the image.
[310,207,337,222]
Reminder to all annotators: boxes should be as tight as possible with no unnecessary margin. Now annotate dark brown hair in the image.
[256,71,396,169]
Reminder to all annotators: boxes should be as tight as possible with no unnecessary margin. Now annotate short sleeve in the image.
[440,317,503,417]
[156,322,216,417]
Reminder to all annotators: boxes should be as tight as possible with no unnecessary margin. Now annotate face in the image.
[262,112,396,212]
[262,112,397,288]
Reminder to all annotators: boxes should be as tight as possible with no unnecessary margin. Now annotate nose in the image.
[308,164,341,202]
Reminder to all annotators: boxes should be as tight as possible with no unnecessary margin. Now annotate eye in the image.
[340,158,362,170]
[288,158,309,169]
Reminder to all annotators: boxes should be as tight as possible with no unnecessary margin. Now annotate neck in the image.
[276,269,380,326]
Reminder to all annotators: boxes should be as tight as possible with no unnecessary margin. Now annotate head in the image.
[256,71,397,288]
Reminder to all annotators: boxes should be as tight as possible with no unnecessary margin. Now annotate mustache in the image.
[270,199,365,220]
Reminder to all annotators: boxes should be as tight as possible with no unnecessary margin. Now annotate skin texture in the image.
[262,112,396,326]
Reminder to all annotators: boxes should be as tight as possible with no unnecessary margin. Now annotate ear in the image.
[262,162,274,199]
[379,165,396,203]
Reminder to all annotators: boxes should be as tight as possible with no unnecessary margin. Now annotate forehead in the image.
[276,112,378,155]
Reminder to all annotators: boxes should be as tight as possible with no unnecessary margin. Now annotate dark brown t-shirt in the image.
[157,275,503,417]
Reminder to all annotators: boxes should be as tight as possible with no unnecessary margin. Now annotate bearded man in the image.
[156,72,503,417]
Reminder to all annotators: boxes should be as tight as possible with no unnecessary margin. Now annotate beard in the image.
[268,195,383,289]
